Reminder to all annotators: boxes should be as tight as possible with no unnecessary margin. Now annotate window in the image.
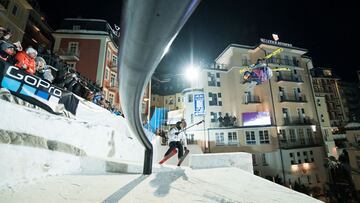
[216,73,220,78]
[218,93,222,98]
[310,150,313,155]
[67,62,76,69]
[307,176,312,184]
[280,129,287,141]
[261,153,268,166]
[304,158,308,163]
[217,82,221,87]
[298,160,302,164]
[311,158,314,162]
[210,112,217,123]
[321,114,325,122]
[259,130,270,144]
[110,73,116,86]
[228,132,238,146]
[289,129,296,142]
[73,25,81,30]
[303,151,308,156]
[246,131,256,145]
[152,97,155,101]
[105,68,109,80]
[216,133,225,146]
[68,42,79,54]
[112,55,118,65]
[218,101,222,106]
[188,94,193,102]
[207,72,216,86]
[291,160,295,165]
[208,92,218,106]
[252,154,257,166]
[297,152,301,156]
[317,99,321,106]
[178,97,180,102]
[12,4,18,16]
[290,153,294,158]
[109,93,115,104]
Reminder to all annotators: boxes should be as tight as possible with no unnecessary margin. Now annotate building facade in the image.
[311,67,348,127]
[0,0,31,42]
[52,18,120,108]
[182,40,331,194]
[339,80,360,122]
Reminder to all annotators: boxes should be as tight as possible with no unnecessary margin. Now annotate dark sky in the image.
[37,0,359,82]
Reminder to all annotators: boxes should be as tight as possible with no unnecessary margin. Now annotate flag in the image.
[272,34,279,41]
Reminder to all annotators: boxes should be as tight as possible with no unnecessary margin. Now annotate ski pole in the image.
[178,120,204,133]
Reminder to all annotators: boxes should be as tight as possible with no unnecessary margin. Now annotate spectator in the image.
[223,113,230,127]
[35,57,54,83]
[0,41,16,63]
[231,116,237,126]
[218,115,224,127]
[15,47,37,75]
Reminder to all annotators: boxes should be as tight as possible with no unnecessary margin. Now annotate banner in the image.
[0,62,79,115]
[194,93,205,116]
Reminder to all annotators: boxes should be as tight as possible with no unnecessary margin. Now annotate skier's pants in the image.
[164,141,183,159]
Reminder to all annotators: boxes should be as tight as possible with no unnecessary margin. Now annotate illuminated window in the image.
[246,131,256,145]
[259,130,270,144]
[215,133,225,146]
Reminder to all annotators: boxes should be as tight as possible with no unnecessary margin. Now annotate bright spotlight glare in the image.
[185,65,199,81]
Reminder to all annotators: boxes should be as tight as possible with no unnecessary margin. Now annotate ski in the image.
[177,149,190,166]
[159,149,177,164]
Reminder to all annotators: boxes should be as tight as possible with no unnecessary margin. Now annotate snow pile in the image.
[0,99,146,188]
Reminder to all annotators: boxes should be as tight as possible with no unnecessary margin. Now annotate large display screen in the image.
[243,112,271,126]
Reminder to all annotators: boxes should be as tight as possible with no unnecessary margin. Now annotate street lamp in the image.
[185,64,199,81]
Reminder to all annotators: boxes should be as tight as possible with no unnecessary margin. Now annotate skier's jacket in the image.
[14,51,36,75]
[168,127,188,147]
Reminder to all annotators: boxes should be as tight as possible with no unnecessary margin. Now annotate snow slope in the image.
[0,167,323,203]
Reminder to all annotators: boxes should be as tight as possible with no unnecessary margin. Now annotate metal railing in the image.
[280,94,307,102]
[55,49,80,60]
[277,75,303,83]
[267,58,299,67]
[283,117,315,125]
[279,137,323,149]
[244,95,261,104]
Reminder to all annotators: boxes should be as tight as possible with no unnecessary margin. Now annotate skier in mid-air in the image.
[163,121,188,162]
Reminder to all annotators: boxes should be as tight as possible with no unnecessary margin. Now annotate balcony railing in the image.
[283,117,315,125]
[267,58,299,67]
[244,95,261,104]
[279,137,323,149]
[55,49,80,61]
[280,94,307,103]
[277,75,303,83]
[107,60,118,71]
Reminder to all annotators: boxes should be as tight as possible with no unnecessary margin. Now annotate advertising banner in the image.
[194,93,205,116]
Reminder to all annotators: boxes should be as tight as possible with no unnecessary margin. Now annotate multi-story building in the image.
[0,0,31,42]
[339,80,360,122]
[182,39,329,194]
[0,0,53,50]
[311,67,348,127]
[52,18,120,108]
[22,0,53,51]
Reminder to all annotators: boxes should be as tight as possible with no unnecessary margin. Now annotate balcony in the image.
[107,60,118,71]
[280,94,307,103]
[243,95,261,104]
[267,58,299,67]
[276,75,303,83]
[283,117,315,125]
[55,49,80,61]
[279,137,323,149]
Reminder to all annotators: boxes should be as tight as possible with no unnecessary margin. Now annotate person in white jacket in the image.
[163,121,187,160]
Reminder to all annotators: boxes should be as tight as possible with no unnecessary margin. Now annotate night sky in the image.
[37,0,359,82]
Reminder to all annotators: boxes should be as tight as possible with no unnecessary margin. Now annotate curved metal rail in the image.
[118,0,201,174]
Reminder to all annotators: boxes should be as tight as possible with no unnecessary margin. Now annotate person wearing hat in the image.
[0,41,16,62]
[163,121,188,161]
[35,56,54,83]
[15,47,38,75]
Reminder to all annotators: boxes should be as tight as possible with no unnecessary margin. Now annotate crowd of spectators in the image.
[0,26,123,117]
[218,113,237,127]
